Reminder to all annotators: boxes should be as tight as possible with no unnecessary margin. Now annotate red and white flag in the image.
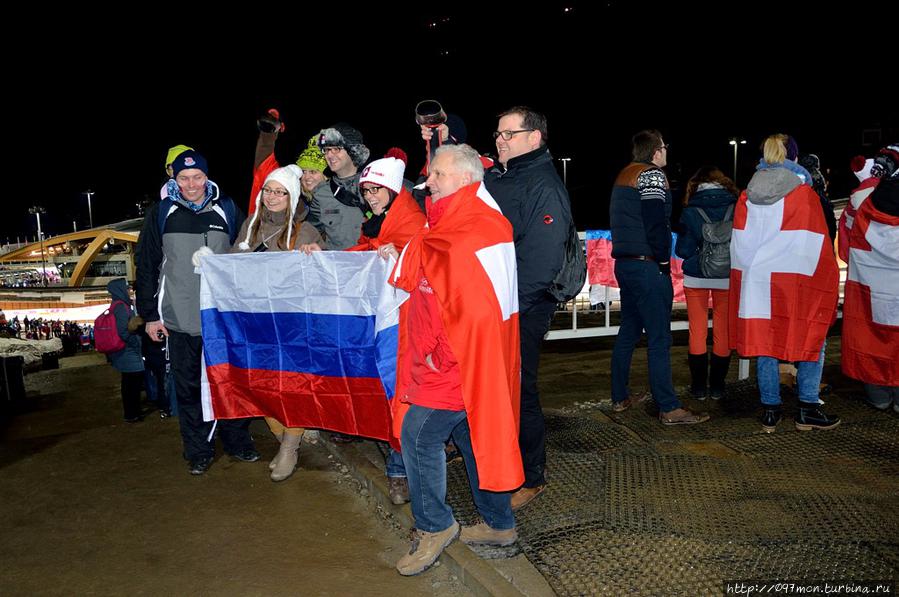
[729,185,839,362]
[390,182,523,492]
[841,198,899,386]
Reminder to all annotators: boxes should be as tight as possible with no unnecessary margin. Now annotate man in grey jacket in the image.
[308,123,370,249]
[136,150,258,476]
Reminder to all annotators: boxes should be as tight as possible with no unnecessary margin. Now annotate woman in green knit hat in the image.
[296,135,328,208]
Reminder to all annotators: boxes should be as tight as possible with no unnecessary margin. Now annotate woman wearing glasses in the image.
[232,164,322,481]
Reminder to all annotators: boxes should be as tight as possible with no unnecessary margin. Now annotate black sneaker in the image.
[795,404,840,431]
[231,449,261,463]
[159,409,172,419]
[761,407,782,433]
[189,457,213,476]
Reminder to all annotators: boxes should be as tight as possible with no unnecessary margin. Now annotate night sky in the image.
[8,2,896,243]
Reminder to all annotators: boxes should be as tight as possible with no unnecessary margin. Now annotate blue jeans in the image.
[386,448,406,478]
[757,342,826,406]
[611,259,680,412]
[401,404,514,533]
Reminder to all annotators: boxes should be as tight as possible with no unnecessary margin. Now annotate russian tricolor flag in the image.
[198,252,407,442]
[586,230,686,302]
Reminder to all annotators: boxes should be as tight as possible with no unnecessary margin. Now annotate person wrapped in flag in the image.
[383,144,523,576]
[729,134,840,433]
[841,143,899,412]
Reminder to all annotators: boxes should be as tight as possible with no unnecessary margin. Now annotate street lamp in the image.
[84,189,94,229]
[560,157,572,188]
[729,138,746,185]
[28,206,47,287]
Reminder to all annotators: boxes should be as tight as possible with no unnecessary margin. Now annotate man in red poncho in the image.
[841,144,899,412]
[383,144,522,576]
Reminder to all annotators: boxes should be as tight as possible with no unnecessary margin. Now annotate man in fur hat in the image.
[309,123,371,249]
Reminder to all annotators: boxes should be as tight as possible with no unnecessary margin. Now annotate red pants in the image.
[684,287,730,357]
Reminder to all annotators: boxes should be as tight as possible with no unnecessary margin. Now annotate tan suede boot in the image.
[396,521,459,576]
[269,432,284,471]
[270,433,301,482]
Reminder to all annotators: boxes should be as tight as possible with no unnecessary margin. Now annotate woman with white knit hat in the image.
[301,150,425,253]
[231,164,322,481]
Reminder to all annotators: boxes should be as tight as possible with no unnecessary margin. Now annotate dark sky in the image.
[8,2,897,242]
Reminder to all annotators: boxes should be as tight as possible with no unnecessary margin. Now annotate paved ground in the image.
[3,331,896,596]
[0,353,470,597]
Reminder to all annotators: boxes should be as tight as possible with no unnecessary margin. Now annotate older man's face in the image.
[176,169,208,204]
[426,152,470,202]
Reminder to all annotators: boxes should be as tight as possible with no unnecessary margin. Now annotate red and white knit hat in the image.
[359,157,405,194]
[850,155,875,183]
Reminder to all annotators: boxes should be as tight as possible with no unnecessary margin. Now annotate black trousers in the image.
[168,331,255,462]
[519,301,556,488]
[121,371,144,420]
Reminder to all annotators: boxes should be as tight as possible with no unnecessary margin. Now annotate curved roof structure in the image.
[0,224,140,287]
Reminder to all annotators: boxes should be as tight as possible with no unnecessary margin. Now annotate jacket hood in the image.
[746,167,802,205]
[107,278,131,304]
[687,187,737,208]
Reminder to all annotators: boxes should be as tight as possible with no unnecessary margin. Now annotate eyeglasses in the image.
[493,129,534,140]
[361,185,384,196]
[658,144,670,151]
[261,187,289,198]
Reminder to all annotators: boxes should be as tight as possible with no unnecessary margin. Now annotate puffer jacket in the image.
[135,180,244,336]
[675,185,737,278]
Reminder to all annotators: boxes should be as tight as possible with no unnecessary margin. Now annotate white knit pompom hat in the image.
[358,157,405,194]
[239,164,303,251]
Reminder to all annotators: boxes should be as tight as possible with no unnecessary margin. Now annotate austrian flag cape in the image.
[729,185,839,361]
[390,182,524,492]
[198,251,407,441]
[841,199,899,386]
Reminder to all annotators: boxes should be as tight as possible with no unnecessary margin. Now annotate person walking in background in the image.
[675,166,738,400]
[104,279,144,423]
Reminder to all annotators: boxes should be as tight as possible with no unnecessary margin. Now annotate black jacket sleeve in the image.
[135,202,163,322]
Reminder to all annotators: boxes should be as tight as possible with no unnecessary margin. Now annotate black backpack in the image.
[549,220,587,302]
[695,205,734,279]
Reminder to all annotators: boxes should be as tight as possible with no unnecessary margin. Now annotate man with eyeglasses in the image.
[609,130,709,426]
[309,123,370,250]
[483,106,573,511]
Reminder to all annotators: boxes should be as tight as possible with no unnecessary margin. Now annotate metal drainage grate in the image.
[442,402,898,596]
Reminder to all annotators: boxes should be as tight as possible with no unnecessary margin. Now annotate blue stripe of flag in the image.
[585,230,612,241]
[201,309,383,379]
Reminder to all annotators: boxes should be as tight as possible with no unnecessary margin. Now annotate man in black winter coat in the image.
[484,106,572,511]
